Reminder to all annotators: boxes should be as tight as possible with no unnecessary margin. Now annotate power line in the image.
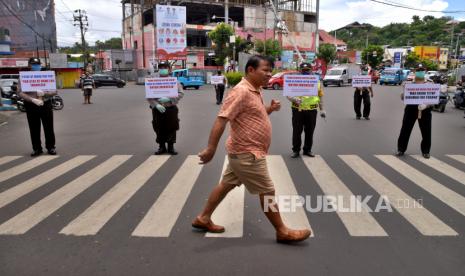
[369,0,465,13]
[59,0,74,13]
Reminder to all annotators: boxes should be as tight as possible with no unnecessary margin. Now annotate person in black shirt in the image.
[354,65,374,120]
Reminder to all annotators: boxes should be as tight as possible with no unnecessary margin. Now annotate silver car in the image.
[0,79,18,98]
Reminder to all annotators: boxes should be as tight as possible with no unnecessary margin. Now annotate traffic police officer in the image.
[19,57,57,157]
[147,61,184,155]
[397,64,432,159]
[287,62,326,158]
[354,65,374,120]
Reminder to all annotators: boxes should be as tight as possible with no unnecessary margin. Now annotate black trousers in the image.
[292,108,317,153]
[215,85,225,103]
[354,90,371,118]
[152,105,179,145]
[397,106,432,154]
[25,101,55,151]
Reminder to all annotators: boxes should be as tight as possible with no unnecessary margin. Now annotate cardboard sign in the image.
[283,75,319,97]
[145,77,179,98]
[403,83,440,105]
[211,75,225,85]
[352,75,372,88]
[19,71,57,92]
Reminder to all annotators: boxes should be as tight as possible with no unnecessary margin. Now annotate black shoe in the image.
[356,116,361,120]
[396,151,404,157]
[303,151,315,157]
[167,144,178,155]
[154,146,167,155]
[422,153,430,159]
[291,152,300,158]
[30,150,43,157]
[364,117,370,120]
[47,148,57,155]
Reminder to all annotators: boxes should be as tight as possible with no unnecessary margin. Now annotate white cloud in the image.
[55,0,122,47]
[319,0,450,31]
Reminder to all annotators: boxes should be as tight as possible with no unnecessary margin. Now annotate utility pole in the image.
[73,9,89,69]
[315,0,320,53]
[140,0,146,68]
[42,35,48,69]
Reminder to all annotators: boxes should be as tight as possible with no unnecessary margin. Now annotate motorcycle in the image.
[453,84,465,109]
[10,83,63,112]
[430,75,450,113]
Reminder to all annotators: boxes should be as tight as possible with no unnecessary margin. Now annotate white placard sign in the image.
[403,83,440,105]
[145,77,179,98]
[19,71,57,92]
[211,75,224,85]
[352,75,372,88]
[283,75,319,97]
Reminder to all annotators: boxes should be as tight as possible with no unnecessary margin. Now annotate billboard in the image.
[414,46,439,61]
[156,5,187,60]
[0,0,57,52]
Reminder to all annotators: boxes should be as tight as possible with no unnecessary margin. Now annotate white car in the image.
[425,71,438,82]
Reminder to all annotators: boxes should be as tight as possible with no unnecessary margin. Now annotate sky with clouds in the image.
[55,0,464,47]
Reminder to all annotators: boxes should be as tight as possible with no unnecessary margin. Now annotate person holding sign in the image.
[194,55,311,243]
[353,65,374,120]
[286,62,326,158]
[19,57,57,157]
[146,60,184,155]
[397,64,434,159]
[213,70,227,105]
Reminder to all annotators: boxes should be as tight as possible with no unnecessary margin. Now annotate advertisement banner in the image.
[352,75,372,88]
[403,83,440,105]
[19,71,57,92]
[145,77,179,98]
[156,5,187,60]
[283,75,319,97]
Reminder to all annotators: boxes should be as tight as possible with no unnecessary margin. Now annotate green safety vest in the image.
[291,83,321,110]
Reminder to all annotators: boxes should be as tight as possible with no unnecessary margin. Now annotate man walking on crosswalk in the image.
[194,55,311,243]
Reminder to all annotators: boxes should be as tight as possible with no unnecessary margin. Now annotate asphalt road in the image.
[0,83,464,275]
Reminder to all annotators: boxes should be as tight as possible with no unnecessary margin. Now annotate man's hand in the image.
[31,98,44,106]
[198,146,216,164]
[320,110,327,118]
[270,99,281,112]
[36,90,45,97]
[371,93,374,98]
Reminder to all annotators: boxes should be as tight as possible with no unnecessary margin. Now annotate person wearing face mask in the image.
[19,57,57,157]
[354,65,374,120]
[287,62,326,158]
[396,64,432,159]
[147,61,184,155]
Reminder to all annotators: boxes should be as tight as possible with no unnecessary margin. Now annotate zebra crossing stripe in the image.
[0,156,58,183]
[60,156,170,236]
[303,156,387,236]
[377,155,465,217]
[0,156,22,166]
[0,155,131,235]
[411,155,465,186]
[446,155,465,165]
[340,155,457,236]
[132,155,203,237]
[0,156,95,209]
[267,155,313,236]
[206,157,245,238]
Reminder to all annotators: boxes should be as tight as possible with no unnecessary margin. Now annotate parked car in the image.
[172,69,205,90]
[0,74,19,80]
[379,68,403,85]
[323,64,360,87]
[267,71,298,90]
[407,71,415,81]
[92,74,126,88]
[425,71,439,82]
[0,79,18,98]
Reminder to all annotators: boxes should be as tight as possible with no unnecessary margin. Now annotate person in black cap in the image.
[286,62,326,158]
[354,65,374,120]
[147,61,184,155]
[19,57,57,157]
[396,64,432,159]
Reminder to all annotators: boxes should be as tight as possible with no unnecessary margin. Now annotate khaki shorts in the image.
[221,153,275,194]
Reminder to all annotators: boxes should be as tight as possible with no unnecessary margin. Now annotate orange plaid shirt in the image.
[218,78,272,158]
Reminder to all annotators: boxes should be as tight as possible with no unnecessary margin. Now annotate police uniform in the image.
[288,81,325,157]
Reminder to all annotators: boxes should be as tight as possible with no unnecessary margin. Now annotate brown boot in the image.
[192,217,225,233]
[276,228,311,243]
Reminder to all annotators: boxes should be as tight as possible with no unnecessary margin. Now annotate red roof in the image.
[318,30,347,46]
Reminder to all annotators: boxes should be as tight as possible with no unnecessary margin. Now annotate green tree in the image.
[232,36,253,61]
[420,59,439,71]
[404,52,421,68]
[317,44,337,65]
[95,37,122,49]
[362,45,384,68]
[254,39,282,59]
[208,23,234,66]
